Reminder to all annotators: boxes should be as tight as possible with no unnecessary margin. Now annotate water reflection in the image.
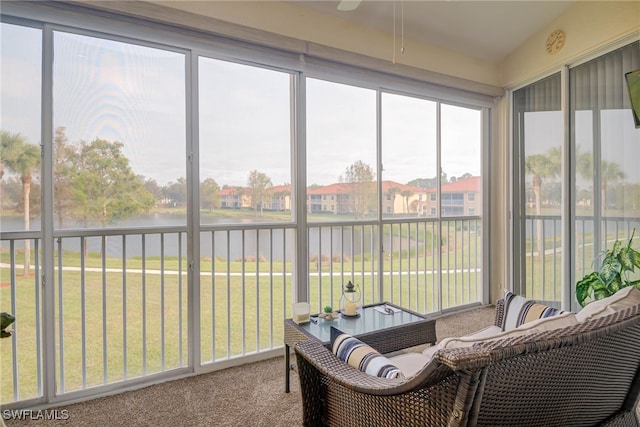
[1,214,418,262]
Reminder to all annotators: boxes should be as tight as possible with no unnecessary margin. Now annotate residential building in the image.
[423,176,481,217]
[218,186,251,209]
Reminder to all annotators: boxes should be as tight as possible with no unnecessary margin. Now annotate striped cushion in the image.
[330,327,404,379]
[502,291,563,331]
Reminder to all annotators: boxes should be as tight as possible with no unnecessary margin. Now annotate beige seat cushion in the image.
[417,325,501,356]
[437,311,577,350]
[390,311,577,377]
[388,352,432,378]
[576,286,640,322]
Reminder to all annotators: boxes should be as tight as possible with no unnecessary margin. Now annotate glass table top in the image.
[295,303,426,344]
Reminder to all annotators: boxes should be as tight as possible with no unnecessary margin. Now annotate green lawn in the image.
[0,228,484,404]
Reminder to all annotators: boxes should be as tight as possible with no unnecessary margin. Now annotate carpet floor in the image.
[10,305,599,426]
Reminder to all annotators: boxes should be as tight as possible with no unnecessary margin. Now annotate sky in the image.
[2,21,482,190]
[524,110,640,187]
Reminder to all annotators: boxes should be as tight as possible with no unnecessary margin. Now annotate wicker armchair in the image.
[294,299,640,427]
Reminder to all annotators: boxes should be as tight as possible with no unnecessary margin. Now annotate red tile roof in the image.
[381,181,425,194]
[425,176,480,193]
[216,178,480,196]
[269,184,291,193]
[218,186,249,196]
[307,180,425,195]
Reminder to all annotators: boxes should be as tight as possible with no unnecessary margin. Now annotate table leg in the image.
[285,343,290,393]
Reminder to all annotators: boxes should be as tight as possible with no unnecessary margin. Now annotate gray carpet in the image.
[0,306,505,426]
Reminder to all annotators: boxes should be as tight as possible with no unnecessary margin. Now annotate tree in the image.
[247,170,272,215]
[343,160,375,218]
[400,189,414,214]
[163,177,187,207]
[53,127,77,228]
[600,161,626,210]
[0,130,41,276]
[524,147,561,260]
[407,171,448,189]
[200,177,221,212]
[0,177,22,210]
[576,152,626,212]
[144,178,163,202]
[232,186,246,208]
[387,186,401,214]
[71,138,155,229]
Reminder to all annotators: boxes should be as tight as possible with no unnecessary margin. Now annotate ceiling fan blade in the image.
[337,0,361,12]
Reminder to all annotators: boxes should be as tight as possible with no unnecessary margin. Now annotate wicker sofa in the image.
[294,295,640,426]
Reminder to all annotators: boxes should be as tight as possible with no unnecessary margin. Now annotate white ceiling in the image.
[294,1,575,61]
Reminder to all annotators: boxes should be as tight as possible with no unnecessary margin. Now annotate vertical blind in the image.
[571,41,640,111]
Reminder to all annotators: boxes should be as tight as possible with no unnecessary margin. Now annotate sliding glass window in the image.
[52,31,187,391]
[199,58,292,223]
[53,32,186,230]
[570,41,640,298]
[198,57,294,361]
[440,104,483,309]
[381,93,436,219]
[513,40,640,310]
[513,73,563,304]
[306,79,377,221]
[0,3,490,407]
[0,21,42,403]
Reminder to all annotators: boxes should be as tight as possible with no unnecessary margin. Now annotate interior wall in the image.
[500,1,640,88]
[142,0,502,87]
[488,95,509,304]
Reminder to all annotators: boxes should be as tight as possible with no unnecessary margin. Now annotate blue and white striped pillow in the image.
[502,291,564,331]
[330,326,404,379]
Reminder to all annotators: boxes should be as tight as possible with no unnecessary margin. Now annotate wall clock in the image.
[545,30,566,54]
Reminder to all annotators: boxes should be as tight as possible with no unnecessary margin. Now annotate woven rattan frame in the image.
[284,302,437,393]
[294,300,640,427]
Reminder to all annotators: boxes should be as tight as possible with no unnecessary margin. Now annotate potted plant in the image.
[1,312,15,338]
[576,229,640,307]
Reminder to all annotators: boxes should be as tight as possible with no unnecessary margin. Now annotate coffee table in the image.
[283,302,436,392]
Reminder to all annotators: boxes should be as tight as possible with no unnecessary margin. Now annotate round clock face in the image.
[546,30,565,54]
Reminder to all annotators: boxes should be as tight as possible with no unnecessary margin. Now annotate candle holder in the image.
[292,302,310,324]
[340,281,361,317]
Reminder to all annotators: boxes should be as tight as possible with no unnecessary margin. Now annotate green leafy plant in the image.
[1,312,15,338]
[323,306,333,313]
[576,229,640,307]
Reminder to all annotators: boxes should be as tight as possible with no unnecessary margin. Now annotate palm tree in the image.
[400,189,414,214]
[1,131,41,276]
[576,152,626,211]
[600,161,626,210]
[387,186,401,214]
[524,147,561,260]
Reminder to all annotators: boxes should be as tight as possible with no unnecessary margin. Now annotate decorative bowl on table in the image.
[318,306,340,321]
[318,311,339,321]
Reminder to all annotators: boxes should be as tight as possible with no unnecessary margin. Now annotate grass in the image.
[0,225,484,404]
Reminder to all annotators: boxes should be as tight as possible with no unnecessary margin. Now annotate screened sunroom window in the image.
[513,73,562,304]
[0,4,490,408]
[570,41,640,287]
[513,40,640,310]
